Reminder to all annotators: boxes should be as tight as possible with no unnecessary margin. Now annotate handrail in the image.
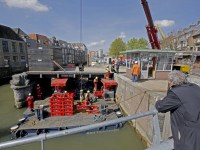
[0,110,162,150]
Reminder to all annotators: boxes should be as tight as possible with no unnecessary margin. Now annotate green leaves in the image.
[109,38,126,57]
[108,37,149,58]
[126,37,149,50]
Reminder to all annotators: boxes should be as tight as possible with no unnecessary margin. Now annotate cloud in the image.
[87,40,106,48]
[118,32,126,38]
[1,0,49,12]
[154,20,175,28]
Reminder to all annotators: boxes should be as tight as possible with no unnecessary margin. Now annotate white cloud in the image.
[1,0,49,12]
[87,40,106,48]
[118,32,126,38]
[154,20,175,28]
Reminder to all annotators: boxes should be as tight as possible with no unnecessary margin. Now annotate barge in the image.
[9,77,123,139]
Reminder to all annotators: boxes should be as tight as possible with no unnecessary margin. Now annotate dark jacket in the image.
[156,83,200,150]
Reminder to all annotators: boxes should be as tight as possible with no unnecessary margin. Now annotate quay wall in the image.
[10,73,35,108]
[114,73,200,147]
[114,74,168,147]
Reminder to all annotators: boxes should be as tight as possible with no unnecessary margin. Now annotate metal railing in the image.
[0,110,170,150]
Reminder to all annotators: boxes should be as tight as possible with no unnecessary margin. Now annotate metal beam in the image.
[0,110,158,149]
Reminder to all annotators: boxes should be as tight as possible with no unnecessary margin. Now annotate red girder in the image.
[141,0,161,49]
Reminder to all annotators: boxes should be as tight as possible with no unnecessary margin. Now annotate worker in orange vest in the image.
[106,68,110,79]
[93,77,98,91]
[131,61,140,82]
[27,93,34,111]
[85,90,90,104]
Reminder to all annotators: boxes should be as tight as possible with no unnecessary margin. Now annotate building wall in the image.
[115,74,167,147]
[155,71,170,80]
[0,38,27,73]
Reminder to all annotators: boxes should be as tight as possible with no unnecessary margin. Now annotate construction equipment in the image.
[173,64,190,74]
[157,25,165,40]
[141,0,161,49]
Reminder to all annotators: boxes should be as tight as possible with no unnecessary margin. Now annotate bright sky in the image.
[0,0,199,53]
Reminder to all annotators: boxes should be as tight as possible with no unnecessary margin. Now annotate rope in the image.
[116,90,167,105]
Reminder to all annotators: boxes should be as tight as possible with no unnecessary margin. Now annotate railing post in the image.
[41,140,44,150]
[153,110,162,146]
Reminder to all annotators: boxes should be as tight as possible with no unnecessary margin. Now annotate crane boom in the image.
[141,0,161,49]
[157,25,165,40]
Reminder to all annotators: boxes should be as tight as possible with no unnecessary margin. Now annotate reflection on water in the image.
[0,83,145,150]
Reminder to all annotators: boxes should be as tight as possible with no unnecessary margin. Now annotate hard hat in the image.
[29,93,31,96]
[112,64,114,65]
[65,91,67,93]
[135,61,138,63]
[95,77,98,79]
[107,65,109,67]
[37,84,39,86]
[87,90,90,93]
[80,89,83,92]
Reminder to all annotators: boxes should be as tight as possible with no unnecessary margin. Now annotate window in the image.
[27,42,31,47]
[4,56,10,65]
[140,53,148,70]
[12,42,17,52]
[21,56,26,62]
[190,47,193,51]
[197,47,200,51]
[4,56,10,61]
[156,54,173,70]
[19,43,24,53]
[39,40,44,44]
[2,41,9,52]
[13,56,18,62]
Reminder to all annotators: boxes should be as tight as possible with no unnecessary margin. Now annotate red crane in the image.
[141,0,161,49]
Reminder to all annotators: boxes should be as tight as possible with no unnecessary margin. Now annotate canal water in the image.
[0,81,145,150]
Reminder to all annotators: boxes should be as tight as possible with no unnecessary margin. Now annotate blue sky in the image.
[0,0,200,53]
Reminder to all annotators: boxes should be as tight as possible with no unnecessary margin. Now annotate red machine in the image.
[67,64,75,67]
[51,78,68,92]
[50,93,75,116]
[93,78,117,99]
[141,0,160,49]
[50,78,76,116]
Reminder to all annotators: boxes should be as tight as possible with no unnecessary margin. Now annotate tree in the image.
[109,38,126,57]
[126,37,149,50]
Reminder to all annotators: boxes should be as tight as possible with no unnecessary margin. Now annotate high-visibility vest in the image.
[132,64,140,75]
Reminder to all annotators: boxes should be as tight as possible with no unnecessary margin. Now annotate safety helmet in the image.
[107,65,109,67]
[87,90,90,93]
[112,64,114,65]
[65,91,67,93]
[95,77,98,79]
[135,61,138,63]
[29,93,31,96]
[37,84,39,86]
[80,89,83,92]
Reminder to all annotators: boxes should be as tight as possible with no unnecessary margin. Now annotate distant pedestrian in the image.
[116,61,119,74]
[131,61,140,82]
[156,70,200,150]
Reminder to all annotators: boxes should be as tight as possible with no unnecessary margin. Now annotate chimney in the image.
[183,28,188,32]
[178,31,182,35]
[197,20,200,25]
[189,25,195,29]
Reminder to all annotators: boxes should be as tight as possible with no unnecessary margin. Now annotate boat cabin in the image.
[122,49,177,80]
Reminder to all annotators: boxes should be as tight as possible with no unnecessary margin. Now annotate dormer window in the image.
[39,40,44,44]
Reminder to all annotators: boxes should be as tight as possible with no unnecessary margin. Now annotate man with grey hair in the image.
[156,70,200,150]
